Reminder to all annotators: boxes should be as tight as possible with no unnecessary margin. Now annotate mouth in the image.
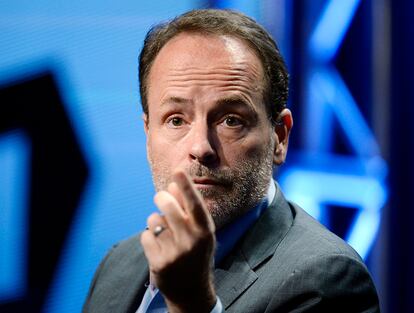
[192,177,221,188]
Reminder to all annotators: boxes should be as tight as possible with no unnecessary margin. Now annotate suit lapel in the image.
[241,185,294,269]
[107,236,149,313]
[214,248,258,309]
[215,184,294,309]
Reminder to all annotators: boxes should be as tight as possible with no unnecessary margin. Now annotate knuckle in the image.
[155,192,178,213]
[154,190,168,204]
[147,212,161,225]
[140,231,151,246]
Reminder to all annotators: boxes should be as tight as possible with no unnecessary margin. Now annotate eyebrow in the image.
[160,96,192,107]
[215,96,257,115]
[160,95,258,116]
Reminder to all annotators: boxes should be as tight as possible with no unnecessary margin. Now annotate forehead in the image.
[154,32,261,66]
[147,32,265,97]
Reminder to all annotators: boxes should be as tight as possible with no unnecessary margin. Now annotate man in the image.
[83,9,380,313]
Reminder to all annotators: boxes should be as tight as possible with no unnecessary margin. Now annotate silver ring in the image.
[153,225,166,237]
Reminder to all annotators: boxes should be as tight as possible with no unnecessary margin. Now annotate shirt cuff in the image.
[210,296,223,313]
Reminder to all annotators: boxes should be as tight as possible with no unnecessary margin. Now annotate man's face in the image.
[144,33,287,229]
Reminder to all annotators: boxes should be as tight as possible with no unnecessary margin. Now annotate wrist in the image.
[165,282,216,313]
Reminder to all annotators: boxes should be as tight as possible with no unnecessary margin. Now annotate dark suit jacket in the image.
[83,186,380,312]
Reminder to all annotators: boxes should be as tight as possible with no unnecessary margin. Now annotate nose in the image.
[188,122,218,165]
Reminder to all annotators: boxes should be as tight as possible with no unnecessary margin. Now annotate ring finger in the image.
[146,213,174,249]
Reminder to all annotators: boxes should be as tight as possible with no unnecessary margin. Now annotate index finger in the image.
[172,170,214,229]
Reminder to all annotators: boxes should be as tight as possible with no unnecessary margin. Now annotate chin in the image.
[211,213,233,230]
[207,205,233,230]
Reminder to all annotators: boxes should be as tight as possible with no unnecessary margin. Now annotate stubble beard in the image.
[149,146,274,230]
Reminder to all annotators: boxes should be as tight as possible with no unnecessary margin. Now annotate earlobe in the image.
[273,142,285,165]
[273,108,293,166]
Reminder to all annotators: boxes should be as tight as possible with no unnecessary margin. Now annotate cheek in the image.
[222,134,270,163]
[147,134,185,168]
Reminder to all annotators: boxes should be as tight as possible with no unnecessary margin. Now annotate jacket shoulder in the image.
[285,201,363,261]
[261,202,379,312]
[82,234,147,313]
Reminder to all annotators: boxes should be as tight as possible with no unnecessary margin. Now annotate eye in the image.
[223,115,243,127]
[166,116,184,127]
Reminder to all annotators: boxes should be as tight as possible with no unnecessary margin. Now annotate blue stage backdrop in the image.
[1,1,412,313]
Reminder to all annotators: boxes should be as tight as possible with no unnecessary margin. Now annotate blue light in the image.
[309,67,380,157]
[346,211,381,259]
[0,131,30,301]
[294,0,388,260]
[279,162,387,259]
[309,0,361,61]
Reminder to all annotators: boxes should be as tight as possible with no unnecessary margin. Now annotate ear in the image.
[143,113,149,135]
[273,108,293,166]
[143,113,152,163]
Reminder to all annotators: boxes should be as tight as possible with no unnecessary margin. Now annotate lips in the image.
[192,177,219,186]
